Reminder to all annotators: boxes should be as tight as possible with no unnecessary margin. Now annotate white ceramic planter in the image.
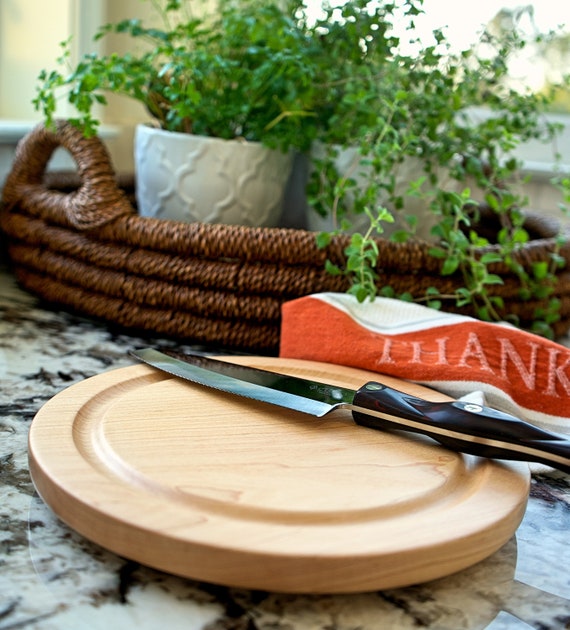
[134,124,294,226]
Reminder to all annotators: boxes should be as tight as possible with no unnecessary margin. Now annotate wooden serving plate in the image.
[28,356,530,593]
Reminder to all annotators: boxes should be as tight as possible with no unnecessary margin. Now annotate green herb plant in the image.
[307,0,570,337]
[34,0,321,152]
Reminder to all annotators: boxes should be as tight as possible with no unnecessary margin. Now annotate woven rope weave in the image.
[2,120,570,352]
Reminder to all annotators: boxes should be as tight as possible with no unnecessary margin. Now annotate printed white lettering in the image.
[545,349,570,397]
[436,337,450,365]
[409,338,450,365]
[377,338,395,364]
[458,332,493,372]
[499,338,538,390]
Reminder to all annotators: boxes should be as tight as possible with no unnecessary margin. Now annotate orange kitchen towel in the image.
[279,293,570,434]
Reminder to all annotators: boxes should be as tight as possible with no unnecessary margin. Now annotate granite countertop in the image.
[1,263,570,630]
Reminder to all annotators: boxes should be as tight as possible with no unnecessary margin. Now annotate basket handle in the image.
[2,119,134,230]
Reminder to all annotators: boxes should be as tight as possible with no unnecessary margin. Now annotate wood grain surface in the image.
[28,356,530,593]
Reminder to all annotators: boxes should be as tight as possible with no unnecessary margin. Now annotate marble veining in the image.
[1,264,569,630]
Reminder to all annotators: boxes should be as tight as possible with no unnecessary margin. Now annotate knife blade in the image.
[130,348,570,474]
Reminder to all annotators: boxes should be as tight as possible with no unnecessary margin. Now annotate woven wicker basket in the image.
[2,120,570,353]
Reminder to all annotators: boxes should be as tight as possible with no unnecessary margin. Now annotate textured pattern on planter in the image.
[135,124,293,226]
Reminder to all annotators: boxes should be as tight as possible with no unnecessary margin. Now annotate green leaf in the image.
[349,284,373,303]
[441,256,460,275]
[346,256,362,272]
[324,259,341,275]
[480,252,503,265]
[456,296,472,307]
[490,295,505,310]
[428,247,447,259]
[390,229,411,243]
[483,274,504,285]
[476,306,491,321]
[398,292,414,302]
[512,228,530,244]
[532,261,549,280]
[316,232,331,249]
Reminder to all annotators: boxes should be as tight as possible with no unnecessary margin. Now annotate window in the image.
[302,0,570,175]
[304,0,570,100]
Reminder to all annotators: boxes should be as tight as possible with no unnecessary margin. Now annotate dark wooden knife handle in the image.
[351,381,570,473]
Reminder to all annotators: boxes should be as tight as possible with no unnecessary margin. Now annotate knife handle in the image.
[351,382,570,474]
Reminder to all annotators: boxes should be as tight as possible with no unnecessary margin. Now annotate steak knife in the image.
[131,348,570,474]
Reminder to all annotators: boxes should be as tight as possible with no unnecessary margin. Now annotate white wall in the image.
[0,0,155,179]
[0,0,72,120]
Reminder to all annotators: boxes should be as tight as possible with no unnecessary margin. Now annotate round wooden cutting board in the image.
[28,356,530,593]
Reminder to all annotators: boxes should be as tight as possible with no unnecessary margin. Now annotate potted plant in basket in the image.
[34,0,322,227]
[300,0,570,338]
[33,0,570,339]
